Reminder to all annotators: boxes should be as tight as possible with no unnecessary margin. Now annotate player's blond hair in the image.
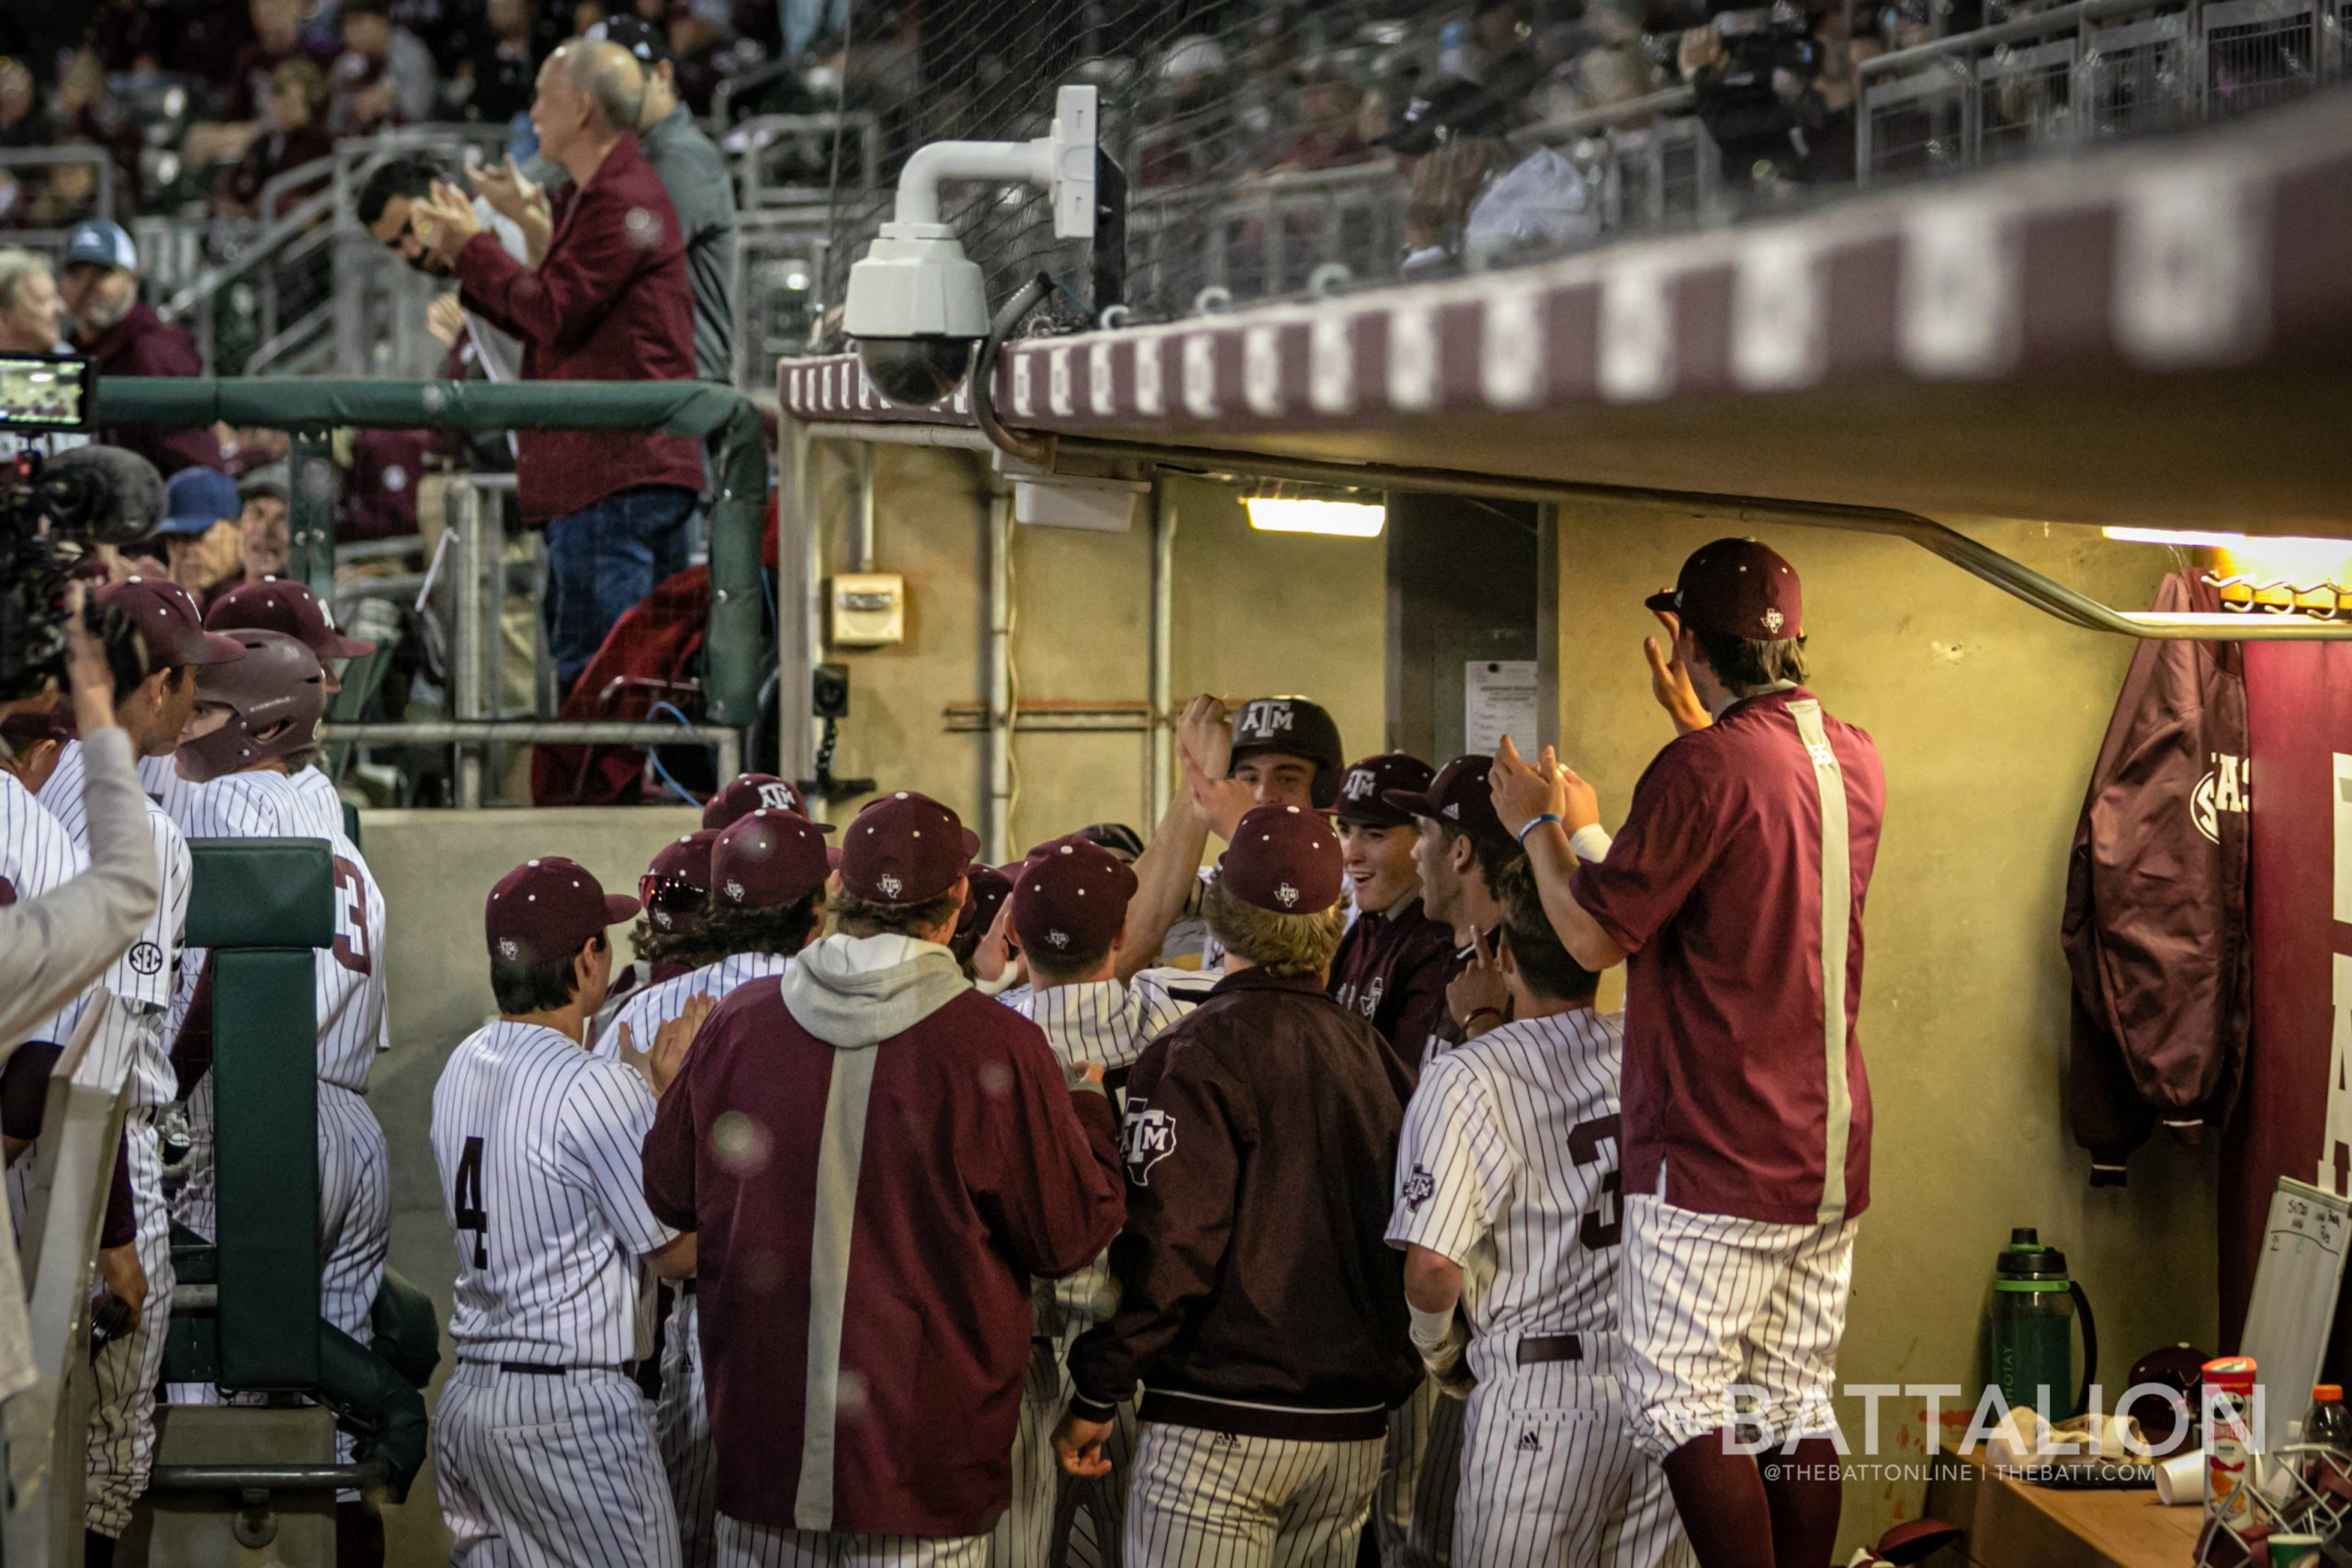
[1202,874,1346,980]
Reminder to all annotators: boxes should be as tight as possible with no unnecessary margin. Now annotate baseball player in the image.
[595,829,724,1047]
[1363,753,1533,1568]
[1057,803,1419,1568]
[1387,885,1689,1568]
[1329,753,1456,1076]
[204,577,376,840]
[952,863,1015,983]
[643,790,1124,1568]
[31,578,243,1552]
[167,628,392,1397]
[433,856,701,1567]
[1495,539,1884,1568]
[701,771,831,831]
[594,808,833,1568]
[988,837,1194,1568]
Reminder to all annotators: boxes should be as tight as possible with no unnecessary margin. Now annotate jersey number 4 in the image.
[453,1136,488,1267]
[1568,1113,1623,1252]
[331,856,371,977]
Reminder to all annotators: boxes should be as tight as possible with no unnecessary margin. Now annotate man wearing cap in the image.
[1329,752,1457,1077]
[150,468,247,610]
[702,771,830,833]
[433,856,703,1566]
[1492,538,1884,1568]
[232,465,295,583]
[643,790,1125,1568]
[58,220,223,479]
[988,836,1196,1568]
[205,577,376,840]
[599,809,831,1568]
[29,579,243,1555]
[1056,803,1419,1568]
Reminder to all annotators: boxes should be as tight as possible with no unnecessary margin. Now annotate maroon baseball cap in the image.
[955,863,1016,944]
[100,577,246,669]
[1012,837,1137,958]
[206,578,375,660]
[840,791,979,904]
[639,829,719,932]
[1645,537,1804,641]
[1217,803,1344,914]
[1382,754,1512,852]
[710,808,831,909]
[485,857,640,966]
[0,697,75,750]
[703,772,834,833]
[1334,752,1435,829]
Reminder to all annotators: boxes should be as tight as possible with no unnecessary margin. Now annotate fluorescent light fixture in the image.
[1246,497,1386,537]
[2104,525,2352,570]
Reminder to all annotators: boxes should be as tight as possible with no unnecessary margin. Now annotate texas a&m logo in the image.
[1123,1098,1176,1185]
[757,781,797,811]
[1342,767,1379,804]
[1237,699,1295,741]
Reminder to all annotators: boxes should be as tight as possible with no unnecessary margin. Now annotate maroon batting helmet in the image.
[177,628,326,784]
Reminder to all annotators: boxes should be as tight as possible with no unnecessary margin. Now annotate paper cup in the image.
[2153,1450,2207,1506]
[2269,1535,2324,1567]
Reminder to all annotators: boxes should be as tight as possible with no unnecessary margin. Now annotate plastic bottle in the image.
[2301,1384,2352,1500]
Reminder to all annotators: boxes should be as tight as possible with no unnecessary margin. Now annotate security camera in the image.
[843,85,1101,406]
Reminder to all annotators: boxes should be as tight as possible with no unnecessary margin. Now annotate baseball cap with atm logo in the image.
[485,858,639,967]
[1217,804,1344,914]
[1334,752,1435,829]
[841,791,981,905]
[1645,537,1804,641]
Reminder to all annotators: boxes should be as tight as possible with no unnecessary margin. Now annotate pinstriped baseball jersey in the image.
[288,767,346,840]
[1,769,96,1049]
[181,771,387,1094]
[595,951,792,1062]
[432,1020,677,1365]
[139,752,202,833]
[40,740,190,1111]
[1386,1009,1629,1350]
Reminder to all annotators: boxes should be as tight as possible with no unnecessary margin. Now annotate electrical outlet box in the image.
[830,572,905,647]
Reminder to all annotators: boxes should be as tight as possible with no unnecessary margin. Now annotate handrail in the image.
[255,152,338,217]
[0,144,117,222]
[158,181,342,325]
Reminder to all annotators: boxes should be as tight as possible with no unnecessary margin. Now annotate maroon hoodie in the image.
[81,301,222,479]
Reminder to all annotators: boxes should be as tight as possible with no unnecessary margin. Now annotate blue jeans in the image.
[544,485,696,687]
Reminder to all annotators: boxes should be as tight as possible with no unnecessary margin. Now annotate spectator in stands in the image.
[356,156,529,382]
[591,16,738,382]
[342,429,430,543]
[218,60,333,217]
[0,57,43,154]
[183,0,325,169]
[60,220,226,479]
[330,0,436,136]
[1141,35,1238,187]
[236,464,293,582]
[1266,63,1372,171]
[0,249,66,355]
[24,141,106,228]
[152,467,247,607]
[49,50,143,211]
[409,39,704,692]
[571,0,612,38]
[464,0,544,127]
[666,0,743,118]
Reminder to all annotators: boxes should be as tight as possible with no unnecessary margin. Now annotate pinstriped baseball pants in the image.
[1620,1195,1860,1463]
[1453,1356,1690,1568]
[436,1363,681,1567]
[990,1337,1067,1568]
[1374,1379,1463,1568]
[1123,1423,1384,1568]
[716,1517,989,1567]
[1052,1392,1138,1568]
[662,1290,718,1568]
[85,1115,173,1536]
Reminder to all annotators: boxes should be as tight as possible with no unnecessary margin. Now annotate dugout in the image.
[770,91,2352,1557]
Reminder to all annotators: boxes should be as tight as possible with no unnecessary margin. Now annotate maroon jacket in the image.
[2063,570,2250,1183]
[82,303,223,480]
[1328,894,1454,1082]
[643,935,1123,1538]
[455,134,706,525]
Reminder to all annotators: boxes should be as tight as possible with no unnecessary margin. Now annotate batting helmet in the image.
[1228,696,1346,810]
[177,628,326,784]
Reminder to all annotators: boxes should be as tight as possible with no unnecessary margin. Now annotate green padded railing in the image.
[88,377,768,728]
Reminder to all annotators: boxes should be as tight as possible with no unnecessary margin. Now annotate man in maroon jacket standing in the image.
[644,790,1125,1568]
[59,220,225,480]
[412,39,705,692]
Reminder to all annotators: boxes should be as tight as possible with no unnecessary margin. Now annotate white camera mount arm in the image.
[889,85,1099,239]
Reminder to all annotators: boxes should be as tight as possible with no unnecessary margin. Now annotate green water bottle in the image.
[1989,1227,2099,1420]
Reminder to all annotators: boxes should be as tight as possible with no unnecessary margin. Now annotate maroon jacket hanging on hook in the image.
[2061,570,2251,1185]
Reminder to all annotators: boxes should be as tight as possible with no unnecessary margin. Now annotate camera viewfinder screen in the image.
[0,355,96,433]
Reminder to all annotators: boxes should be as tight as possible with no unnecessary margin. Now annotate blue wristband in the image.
[1516,814,1562,845]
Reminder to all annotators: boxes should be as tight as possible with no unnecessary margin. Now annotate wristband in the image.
[1462,1007,1503,1032]
[1569,824,1613,863]
[1515,813,1562,845]
[1408,1301,1459,1355]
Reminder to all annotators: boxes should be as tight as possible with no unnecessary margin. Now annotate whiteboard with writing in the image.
[2241,1176,2352,1457]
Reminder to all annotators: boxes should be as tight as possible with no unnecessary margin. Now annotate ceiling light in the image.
[2104,526,2352,571]
[1246,497,1386,538]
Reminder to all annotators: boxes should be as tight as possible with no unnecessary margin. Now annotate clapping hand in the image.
[468,153,545,229]
[411,180,482,268]
[619,991,717,1097]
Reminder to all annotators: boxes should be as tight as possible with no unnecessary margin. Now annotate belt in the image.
[1516,1334,1584,1367]
[463,1359,627,1376]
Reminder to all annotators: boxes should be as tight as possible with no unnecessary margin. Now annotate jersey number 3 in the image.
[453,1136,489,1268]
[1568,1113,1623,1252]
[331,856,371,976]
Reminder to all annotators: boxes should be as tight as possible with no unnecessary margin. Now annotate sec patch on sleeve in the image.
[1122,1098,1176,1185]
